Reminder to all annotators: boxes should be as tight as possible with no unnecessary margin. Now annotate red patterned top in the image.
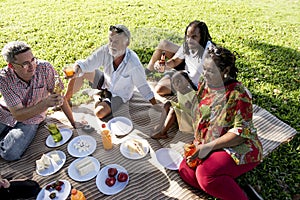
[192,79,263,165]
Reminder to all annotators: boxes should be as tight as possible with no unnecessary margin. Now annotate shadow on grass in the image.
[235,40,300,200]
[240,40,300,130]
[244,39,299,88]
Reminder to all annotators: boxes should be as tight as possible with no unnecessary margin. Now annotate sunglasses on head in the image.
[207,44,223,57]
[109,25,124,33]
[206,44,236,67]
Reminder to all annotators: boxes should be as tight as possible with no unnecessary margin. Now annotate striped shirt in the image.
[0,60,63,126]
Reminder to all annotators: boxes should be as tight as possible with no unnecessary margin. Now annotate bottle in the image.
[184,143,198,168]
[71,188,86,200]
[53,75,62,94]
[47,123,63,143]
[101,123,113,150]
[158,51,166,72]
[160,50,166,64]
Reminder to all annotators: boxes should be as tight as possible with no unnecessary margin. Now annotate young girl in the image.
[151,71,197,139]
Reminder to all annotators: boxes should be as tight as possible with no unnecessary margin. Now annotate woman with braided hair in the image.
[147,20,212,96]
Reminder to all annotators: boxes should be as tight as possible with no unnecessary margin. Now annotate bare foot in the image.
[151,132,168,140]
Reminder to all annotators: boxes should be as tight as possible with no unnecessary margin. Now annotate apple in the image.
[55,185,62,191]
[105,177,116,187]
[117,172,128,182]
[56,180,64,186]
[108,168,118,177]
[46,185,52,190]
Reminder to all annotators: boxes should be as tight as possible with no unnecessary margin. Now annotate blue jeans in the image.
[0,122,39,161]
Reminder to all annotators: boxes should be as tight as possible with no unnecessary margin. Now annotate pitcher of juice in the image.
[184,143,198,168]
[101,123,113,150]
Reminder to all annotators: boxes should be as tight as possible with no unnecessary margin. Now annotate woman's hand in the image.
[197,143,214,159]
[154,60,166,73]
[187,143,214,162]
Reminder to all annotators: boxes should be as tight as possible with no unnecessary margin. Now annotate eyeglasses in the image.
[11,57,37,69]
[109,25,124,33]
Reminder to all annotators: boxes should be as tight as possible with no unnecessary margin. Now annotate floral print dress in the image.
[192,79,263,165]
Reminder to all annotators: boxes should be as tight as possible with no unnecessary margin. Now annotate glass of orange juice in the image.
[63,65,75,78]
[184,143,198,168]
[101,124,113,150]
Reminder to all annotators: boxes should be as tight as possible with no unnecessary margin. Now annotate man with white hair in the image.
[65,24,157,119]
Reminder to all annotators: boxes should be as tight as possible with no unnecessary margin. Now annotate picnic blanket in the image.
[0,91,297,200]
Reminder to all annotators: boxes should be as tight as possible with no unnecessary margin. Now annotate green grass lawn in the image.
[0,0,299,199]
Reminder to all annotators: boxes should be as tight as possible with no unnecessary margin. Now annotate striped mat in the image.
[0,92,297,200]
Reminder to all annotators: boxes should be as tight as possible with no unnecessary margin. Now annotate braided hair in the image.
[183,20,212,58]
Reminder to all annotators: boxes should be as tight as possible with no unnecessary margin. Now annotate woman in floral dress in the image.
[178,43,263,200]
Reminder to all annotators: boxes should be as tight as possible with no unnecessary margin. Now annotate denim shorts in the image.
[0,122,39,161]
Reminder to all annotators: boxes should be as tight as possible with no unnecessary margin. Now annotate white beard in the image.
[109,48,125,58]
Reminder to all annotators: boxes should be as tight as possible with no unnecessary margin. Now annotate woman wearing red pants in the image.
[179,43,263,200]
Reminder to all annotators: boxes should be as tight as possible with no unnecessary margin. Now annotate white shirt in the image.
[77,45,154,103]
[174,45,203,87]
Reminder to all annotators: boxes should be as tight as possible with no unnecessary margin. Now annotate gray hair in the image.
[1,41,31,63]
[110,25,131,45]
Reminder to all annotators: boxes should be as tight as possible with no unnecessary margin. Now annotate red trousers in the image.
[178,151,259,200]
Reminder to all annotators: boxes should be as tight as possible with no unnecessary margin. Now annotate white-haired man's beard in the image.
[109,48,125,58]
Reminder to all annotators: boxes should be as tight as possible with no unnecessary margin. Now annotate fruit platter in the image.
[96,164,129,195]
[36,180,71,200]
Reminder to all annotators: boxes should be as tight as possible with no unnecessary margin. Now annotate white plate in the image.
[120,138,149,160]
[107,117,133,136]
[96,164,129,195]
[68,156,100,182]
[36,150,66,176]
[67,135,97,157]
[36,180,71,200]
[155,148,183,170]
[46,128,73,148]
